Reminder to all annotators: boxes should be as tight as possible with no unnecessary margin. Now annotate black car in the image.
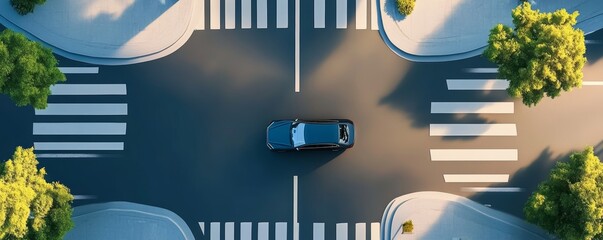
[266,119,355,151]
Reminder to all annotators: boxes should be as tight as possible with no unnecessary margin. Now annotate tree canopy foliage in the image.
[10,0,47,15]
[0,29,65,109]
[524,146,603,240]
[396,0,415,15]
[483,2,586,106]
[0,147,73,240]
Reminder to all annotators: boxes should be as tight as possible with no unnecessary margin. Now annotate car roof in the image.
[303,123,339,145]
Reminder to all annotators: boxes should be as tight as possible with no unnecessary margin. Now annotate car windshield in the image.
[339,124,349,144]
[292,123,306,147]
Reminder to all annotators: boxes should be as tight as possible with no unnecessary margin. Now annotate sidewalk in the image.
[378,0,603,62]
[0,0,198,65]
[381,192,553,240]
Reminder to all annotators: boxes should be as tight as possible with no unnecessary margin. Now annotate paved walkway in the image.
[381,192,553,240]
[65,201,194,240]
[379,0,603,62]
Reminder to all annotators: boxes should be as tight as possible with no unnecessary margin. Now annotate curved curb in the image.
[0,0,199,65]
[65,201,195,240]
[377,0,603,63]
[380,191,553,240]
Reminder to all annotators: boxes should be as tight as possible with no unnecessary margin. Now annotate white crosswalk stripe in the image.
[430,124,517,136]
[199,222,380,239]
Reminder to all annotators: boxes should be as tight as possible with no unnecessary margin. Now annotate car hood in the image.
[267,121,293,149]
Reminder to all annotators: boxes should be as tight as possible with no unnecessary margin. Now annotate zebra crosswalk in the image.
[195,0,380,30]
[199,222,381,240]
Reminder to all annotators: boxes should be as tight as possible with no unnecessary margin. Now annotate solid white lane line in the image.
[257,0,268,28]
[225,222,234,240]
[336,0,347,29]
[583,81,603,86]
[34,142,124,151]
[225,0,235,29]
[337,223,348,240]
[461,187,523,192]
[444,174,509,183]
[370,222,380,240]
[33,123,127,135]
[355,223,366,240]
[277,0,288,28]
[36,153,108,158]
[211,222,220,240]
[314,223,325,240]
[314,0,325,28]
[58,67,99,74]
[197,0,205,30]
[370,0,377,30]
[293,176,299,240]
[210,0,220,29]
[446,79,508,90]
[73,195,97,200]
[430,124,517,136]
[241,0,251,29]
[258,222,269,240]
[51,84,127,95]
[241,223,252,240]
[276,222,287,240]
[431,102,513,114]
[295,0,300,92]
[35,103,127,116]
[355,0,367,29]
[430,149,518,161]
[465,68,498,73]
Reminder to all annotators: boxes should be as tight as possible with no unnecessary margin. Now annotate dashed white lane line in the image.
[431,102,514,114]
[464,68,498,73]
[36,153,110,158]
[73,195,97,200]
[293,176,299,240]
[33,123,127,135]
[34,142,124,151]
[295,0,300,92]
[446,79,508,90]
[444,174,509,183]
[583,81,603,86]
[461,187,523,192]
[58,67,99,74]
[430,149,518,161]
[50,84,127,95]
[430,124,517,136]
[35,103,128,116]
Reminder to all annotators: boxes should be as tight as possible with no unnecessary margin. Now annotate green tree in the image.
[396,0,415,15]
[402,220,414,233]
[10,0,47,15]
[483,2,586,107]
[524,146,603,240]
[0,29,65,109]
[0,147,74,240]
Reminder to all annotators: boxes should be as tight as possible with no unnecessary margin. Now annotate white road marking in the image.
[196,0,205,30]
[258,222,269,240]
[33,123,127,135]
[337,223,348,240]
[36,153,111,158]
[429,124,517,136]
[50,84,127,95]
[34,142,124,151]
[583,81,603,86]
[355,0,367,29]
[431,102,514,114]
[276,222,287,240]
[355,223,366,240]
[211,222,220,240]
[199,222,205,235]
[446,79,508,90]
[314,0,325,28]
[241,222,252,240]
[210,0,220,29]
[225,222,234,240]
[35,103,127,116]
[241,0,251,29]
[295,0,300,92]
[444,174,509,183]
[257,0,268,28]
[313,223,325,240]
[336,0,347,29]
[293,176,299,240]
[586,40,601,44]
[277,0,288,28]
[370,222,380,240]
[73,195,97,200]
[461,187,523,192]
[225,0,235,29]
[464,68,498,73]
[58,67,99,74]
[430,149,518,161]
[370,0,377,30]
